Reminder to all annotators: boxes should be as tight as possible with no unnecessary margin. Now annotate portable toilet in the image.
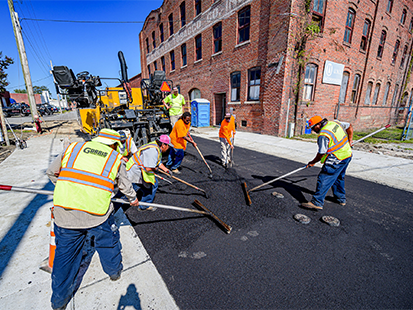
[191,99,210,127]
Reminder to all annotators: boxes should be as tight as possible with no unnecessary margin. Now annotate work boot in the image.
[110,269,122,281]
[301,201,323,210]
[172,169,181,174]
[338,202,346,206]
[138,206,157,212]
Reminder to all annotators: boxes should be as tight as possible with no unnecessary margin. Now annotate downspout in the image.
[355,0,379,118]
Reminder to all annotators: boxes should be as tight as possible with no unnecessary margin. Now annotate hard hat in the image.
[308,116,323,128]
[92,128,121,147]
[158,134,174,147]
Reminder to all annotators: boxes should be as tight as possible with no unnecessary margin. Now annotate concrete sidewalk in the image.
[0,132,178,309]
[191,127,413,193]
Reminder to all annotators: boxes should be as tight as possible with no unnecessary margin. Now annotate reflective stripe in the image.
[58,177,113,192]
[66,142,85,168]
[61,168,115,186]
[99,132,121,141]
[320,129,338,144]
[102,150,118,177]
[327,136,348,153]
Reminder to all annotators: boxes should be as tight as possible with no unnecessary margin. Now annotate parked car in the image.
[37,104,52,116]
[4,103,30,117]
[44,104,58,113]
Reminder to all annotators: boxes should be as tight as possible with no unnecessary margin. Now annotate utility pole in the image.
[7,0,38,120]
[0,103,11,146]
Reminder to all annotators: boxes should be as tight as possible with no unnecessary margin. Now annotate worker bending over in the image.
[163,86,186,127]
[46,128,139,310]
[118,130,137,161]
[166,112,196,174]
[219,113,236,167]
[302,116,353,210]
[125,135,173,210]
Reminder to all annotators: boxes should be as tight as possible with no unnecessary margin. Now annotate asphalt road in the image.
[125,136,413,309]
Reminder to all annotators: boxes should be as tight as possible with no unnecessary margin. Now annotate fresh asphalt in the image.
[128,135,413,309]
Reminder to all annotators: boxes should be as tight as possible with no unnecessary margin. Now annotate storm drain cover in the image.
[271,191,284,198]
[322,216,340,227]
[294,214,311,224]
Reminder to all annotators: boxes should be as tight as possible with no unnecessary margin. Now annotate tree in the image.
[0,52,14,93]
[14,85,50,94]
[14,88,27,93]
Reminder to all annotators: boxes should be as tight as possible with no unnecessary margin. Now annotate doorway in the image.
[214,93,226,126]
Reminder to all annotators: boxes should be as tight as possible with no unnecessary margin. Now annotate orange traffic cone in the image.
[48,208,56,269]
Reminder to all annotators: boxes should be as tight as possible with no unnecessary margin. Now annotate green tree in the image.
[14,85,50,94]
[0,52,14,93]
[14,88,27,93]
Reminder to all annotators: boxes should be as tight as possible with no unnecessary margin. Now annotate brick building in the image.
[139,0,413,135]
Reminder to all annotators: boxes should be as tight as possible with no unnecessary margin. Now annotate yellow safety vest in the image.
[126,141,161,185]
[53,141,122,215]
[319,121,352,163]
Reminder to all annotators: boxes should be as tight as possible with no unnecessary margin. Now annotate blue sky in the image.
[1,0,163,98]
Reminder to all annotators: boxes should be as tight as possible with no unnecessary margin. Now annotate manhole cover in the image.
[294,214,311,224]
[321,216,340,227]
[272,191,284,198]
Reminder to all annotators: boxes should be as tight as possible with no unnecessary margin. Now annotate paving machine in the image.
[52,51,173,146]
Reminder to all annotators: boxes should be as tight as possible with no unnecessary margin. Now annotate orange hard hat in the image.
[308,115,322,128]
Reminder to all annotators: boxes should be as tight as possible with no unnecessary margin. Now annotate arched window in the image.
[382,82,391,105]
[377,30,387,59]
[190,89,201,100]
[364,82,373,105]
[351,74,361,103]
[372,83,381,105]
[339,71,350,104]
[344,8,356,44]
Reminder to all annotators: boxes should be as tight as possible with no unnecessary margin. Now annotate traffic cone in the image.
[48,212,56,269]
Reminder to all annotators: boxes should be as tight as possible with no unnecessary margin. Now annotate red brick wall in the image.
[10,93,42,104]
[140,0,413,135]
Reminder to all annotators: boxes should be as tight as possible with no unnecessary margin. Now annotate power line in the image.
[9,75,52,89]
[21,18,146,24]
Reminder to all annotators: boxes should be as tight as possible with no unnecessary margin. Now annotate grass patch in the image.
[296,126,413,144]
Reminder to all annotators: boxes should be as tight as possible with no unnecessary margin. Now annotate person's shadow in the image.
[117,284,142,310]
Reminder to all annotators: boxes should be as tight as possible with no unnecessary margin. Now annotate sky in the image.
[1,0,163,98]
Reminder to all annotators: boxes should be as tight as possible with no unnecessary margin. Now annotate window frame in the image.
[230,71,241,102]
[154,61,158,71]
[351,74,361,103]
[161,56,165,72]
[401,9,407,25]
[195,0,202,16]
[146,38,150,53]
[338,71,350,104]
[312,0,326,31]
[180,2,186,27]
[391,84,399,106]
[410,17,413,32]
[248,67,261,101]
[238,6,251,44]
[152,31,156,49]
[364,81,373,105]
[169,13,174,36]
[181,43,187,66]
[372,83,381,105]
[386,0,393,13]
[195,34,202,61]
[159,24,164,43]
[400,45,408,68]
[360,19,371,52]
[377,30,387,59]
[391,40,400,65]
[303,63,318,101]
[344,8,356,44]
[382,82,391,105]
[170,50,175,71]
[213,22,222,54]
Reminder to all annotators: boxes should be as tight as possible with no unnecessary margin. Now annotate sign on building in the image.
[322,60,345,85]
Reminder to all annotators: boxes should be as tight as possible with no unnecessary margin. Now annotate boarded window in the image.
[339,72,350,104]
[382,82,390,105]
[364,82,373,105]
[372,83,381,105]
[351,74,361,103]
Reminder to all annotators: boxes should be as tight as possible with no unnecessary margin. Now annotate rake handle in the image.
[194,145,213,175]
[158,170,206,194]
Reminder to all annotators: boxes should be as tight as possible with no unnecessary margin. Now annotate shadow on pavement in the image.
[117,284,142,310]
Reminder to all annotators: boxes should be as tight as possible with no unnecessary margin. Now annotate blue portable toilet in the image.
[305,120,312,134]
[191,99,210,127]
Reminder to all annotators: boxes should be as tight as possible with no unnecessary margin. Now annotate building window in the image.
[230,71,241,102]
[169,14,174,35]
[248,67,261,101]
[147,65,151,77]
[400,45,408,68]
[159,24,164,43]
[344,8,356,44]
[238,6,250,44]
[190,88,201,100]
[391,84,399,106]
[360,20,371,51]
[146,38,150,53]
[372,83,381,105]
[154,61,157,71]
[392,40,400,65]
[386,0,393,13]
[410,17,413,32]
[195,34,202,61]
[401,9,407,25]
[180,2,186,27]
[303,64,317,101]
[351,74,361,103]
[339,72,350,104]
[195,0,201,16]
[161,56,165,72]
[312,0,326,31]
[213,23,222,54]
[364,82,373,105]
[377,30,386,59]
[170,51,175,71]
[181,44,187,66]
[152,31,156,48]
[382,82,390,105]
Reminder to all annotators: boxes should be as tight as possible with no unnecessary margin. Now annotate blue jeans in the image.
[166,147,184,170]
[51,213,122,309]
[311,156,352,207]
[133,179,158,206]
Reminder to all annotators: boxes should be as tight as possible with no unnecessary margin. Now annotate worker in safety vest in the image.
[301,116,353,210]
[219,113,236,168]
[163,86,186,128]
[125,134,173,210]
[118,130,137,161]
[166,111,197,174]
[46,128,139,310]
